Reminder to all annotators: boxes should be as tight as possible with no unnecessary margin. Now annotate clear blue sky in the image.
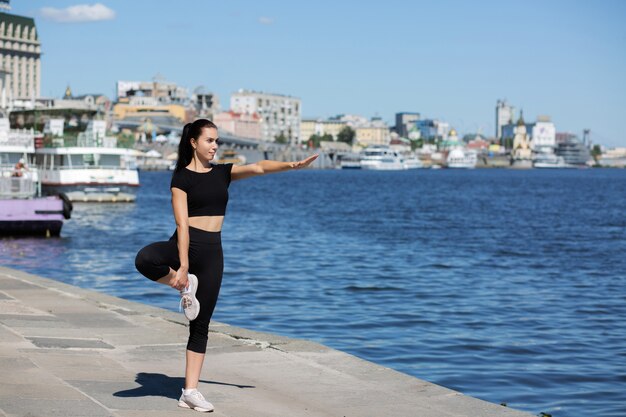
[12,1,626,147]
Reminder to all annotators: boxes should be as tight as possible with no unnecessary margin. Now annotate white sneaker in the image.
[179,274,200,321]
[178,388,214,412]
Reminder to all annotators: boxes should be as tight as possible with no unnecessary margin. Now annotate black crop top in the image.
[170,164,233,217]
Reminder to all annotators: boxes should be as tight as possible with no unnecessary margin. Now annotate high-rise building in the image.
[415,119,449,141]
[0,2,41,108]
[395,112,420,138]
[230,89,301,143]
[495,99,515,141]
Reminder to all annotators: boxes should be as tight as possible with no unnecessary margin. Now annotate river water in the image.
[2,168,625,417]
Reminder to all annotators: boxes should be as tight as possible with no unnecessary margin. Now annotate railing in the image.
[0,176,37,199]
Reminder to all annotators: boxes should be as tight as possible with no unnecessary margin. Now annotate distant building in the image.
[415,119,437,140]
[495,99,515,141]
[337,114,390,147]
[502,115,556,151]
[395,112,420,138]
[113,96,187,123]
[415,119,449,141]
[302,114,390,147]
[117,79,188,105]
[531,116,556,151]
[0,4,41,108]
[213,111,262,140]
[230,89,301,143]
[191,90,219,119]
[511,113,532,165]
[501,121,534,143]
[300,119,319,142]
[439,128,464,149]
[300,118,347,142]
[556,132,577,144]
[467,135,490,150]
[598,147,626,168]
[52,86,109,112]
[354,124,389,147]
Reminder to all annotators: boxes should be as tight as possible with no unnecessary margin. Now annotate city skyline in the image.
[11,0,626,147]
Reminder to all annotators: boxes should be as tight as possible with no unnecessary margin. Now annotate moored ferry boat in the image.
[446,148,477,169]
[35,129,140,202]
[360,145,405,170]
[403,155,424,169]
[338,153,362,169]
[555,137,592,167]
[0,119,72,236]
[533,152,573,169]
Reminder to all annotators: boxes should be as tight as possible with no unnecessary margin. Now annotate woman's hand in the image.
[171,268,189,291]
[290,154,319,169]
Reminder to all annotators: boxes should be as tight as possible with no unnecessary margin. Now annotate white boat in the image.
[336,152,361,169]
[446,148,477,169]
[360,146,405,170]
[533,152,573,169]
[403,156,423,169]
[35,132,140,203]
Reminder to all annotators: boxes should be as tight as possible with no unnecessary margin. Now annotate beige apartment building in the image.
[230,89,301,143]
[113,97,187,122]
[301,119,347,142]
[355,126,390,147]
[0,10,41,107]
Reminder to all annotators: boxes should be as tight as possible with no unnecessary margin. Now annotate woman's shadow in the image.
[114,372,255,400]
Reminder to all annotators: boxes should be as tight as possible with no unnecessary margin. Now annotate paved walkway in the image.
[0,266,533,417]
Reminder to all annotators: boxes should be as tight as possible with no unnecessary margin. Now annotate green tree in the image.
[308,133,334,148]
[503,137,514,150]
[308,134,321,148]
[274,132,288,144]
[410,138,423,151]
[117,132,136,148]
[337,126,355,145]
[591,144,602,161]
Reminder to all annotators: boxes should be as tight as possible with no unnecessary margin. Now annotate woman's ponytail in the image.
[174,119,217,172]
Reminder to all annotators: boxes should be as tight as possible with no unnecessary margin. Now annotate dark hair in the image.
[174,119,217,172]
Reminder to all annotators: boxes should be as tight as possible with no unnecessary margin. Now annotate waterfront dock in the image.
[0,266,533,417]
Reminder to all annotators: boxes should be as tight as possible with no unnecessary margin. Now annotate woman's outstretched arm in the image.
[231,154,318,181]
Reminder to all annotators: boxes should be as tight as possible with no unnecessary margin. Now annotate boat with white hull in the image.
[533,152,573,169]
[446,148,477,169]
[360,146,406,170]
[403,156,424,169]
[35,146,140,202]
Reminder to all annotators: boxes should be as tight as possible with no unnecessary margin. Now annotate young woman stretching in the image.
[135,119,317,412]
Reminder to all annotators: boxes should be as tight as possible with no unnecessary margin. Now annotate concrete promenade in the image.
[0,266,533,417]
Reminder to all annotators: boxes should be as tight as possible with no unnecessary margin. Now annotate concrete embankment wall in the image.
[0,266,533,417]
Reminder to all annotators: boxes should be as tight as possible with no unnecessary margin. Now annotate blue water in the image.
[2,168,626,417]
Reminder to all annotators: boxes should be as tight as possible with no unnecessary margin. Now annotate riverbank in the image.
[0,266,533,416]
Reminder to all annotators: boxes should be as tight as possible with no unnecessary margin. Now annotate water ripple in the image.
[2,169,626,417]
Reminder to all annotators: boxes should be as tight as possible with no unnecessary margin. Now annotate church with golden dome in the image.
[510,111,533,168]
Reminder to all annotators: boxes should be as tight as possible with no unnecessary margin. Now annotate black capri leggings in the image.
[134,226,223,354]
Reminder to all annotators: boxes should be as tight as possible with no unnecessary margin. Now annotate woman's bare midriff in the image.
[189,216,225,232]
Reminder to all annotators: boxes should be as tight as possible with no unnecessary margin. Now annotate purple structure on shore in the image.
[0,118,72,237]
[0,195,70,236]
